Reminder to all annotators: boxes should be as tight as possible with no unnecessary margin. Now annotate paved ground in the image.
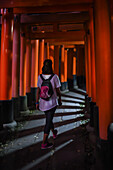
[0,90,106,170]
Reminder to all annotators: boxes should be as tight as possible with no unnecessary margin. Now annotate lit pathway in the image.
[0,90,105,170]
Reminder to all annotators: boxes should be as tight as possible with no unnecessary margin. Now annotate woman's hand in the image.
[58,99,62,106]
[36,103,39,110]
[36,87,40,110]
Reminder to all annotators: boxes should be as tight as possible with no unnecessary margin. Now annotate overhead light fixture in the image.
[41,30,45,33]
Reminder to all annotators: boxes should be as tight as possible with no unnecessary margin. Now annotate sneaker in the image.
[41,142,53,149]
[53,129,58,139]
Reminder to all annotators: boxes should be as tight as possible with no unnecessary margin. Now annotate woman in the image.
[36,59,62,149]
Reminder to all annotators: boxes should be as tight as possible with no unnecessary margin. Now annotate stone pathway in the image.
[0,90,105,170]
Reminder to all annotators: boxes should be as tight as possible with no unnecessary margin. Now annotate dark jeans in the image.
[44,106,57,134]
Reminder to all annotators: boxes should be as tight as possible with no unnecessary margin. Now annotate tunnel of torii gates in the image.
[0,0,113,143]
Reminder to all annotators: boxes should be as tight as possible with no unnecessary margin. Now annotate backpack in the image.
[40,74,54,100]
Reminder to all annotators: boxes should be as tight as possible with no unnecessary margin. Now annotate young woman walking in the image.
[36,59,62,149]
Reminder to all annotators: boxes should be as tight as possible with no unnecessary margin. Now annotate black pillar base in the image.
[97,139,108,169]
[85,96,92,114]
[73,75,78,88]
[65,81,68,90]
[12,97,20,119]
[0,101,3,129]
[93,105,99,137]
[31,87,37,105]
[77,76,86,90]
[85,94,88,103]
[67,78,73,90]
[90,102,96,127]
[61,82,69,92]
[107,123,113,170]
[19,95,28,111]
[0,100,13,124]
[85,94,88,112]
[61,82,66,91]
[26,92,32,107]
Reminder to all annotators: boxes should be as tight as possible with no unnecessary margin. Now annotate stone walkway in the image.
[0,90,106,170]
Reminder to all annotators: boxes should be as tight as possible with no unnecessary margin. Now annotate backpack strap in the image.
[40,74,55,81]
[48,74,55,80]
[40,74,45,81]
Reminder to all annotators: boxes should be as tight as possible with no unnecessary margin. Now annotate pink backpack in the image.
[40,74,54,100]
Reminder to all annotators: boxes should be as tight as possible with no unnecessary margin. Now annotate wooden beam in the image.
[21,12,89,24]
[31,25,53,33]
[75,44,85,48]
[30,30,85,41]
[59,23,84,31]
[46,40,85,45]
[0,0,93,8]
[31,23,84,33]
[13,3,93,14]
[64,45,85,48]
[64,45,75,48]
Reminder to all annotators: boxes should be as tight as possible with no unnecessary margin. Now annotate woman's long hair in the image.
[42,59,53,74]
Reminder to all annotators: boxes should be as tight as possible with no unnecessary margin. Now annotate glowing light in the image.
[73,48,76,52]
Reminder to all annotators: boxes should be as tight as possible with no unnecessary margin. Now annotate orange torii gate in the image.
[0,0,113,149]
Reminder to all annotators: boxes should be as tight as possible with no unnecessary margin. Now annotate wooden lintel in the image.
[75,45,85,48]
[59,23,84,31]
[21,12,89,24]
[64,45,76,48]
[0,0,93,8]
[46,40,85,45]
[13,3,93,14]
[30,30,85,41]
[29,23,84,33]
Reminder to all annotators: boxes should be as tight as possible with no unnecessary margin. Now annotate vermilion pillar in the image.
[85,37,89,94]
[0,9,4,101]
[44,42,49,60]
[31,40,39,105]
[87,34,92,97]
[12,14,20,118]
[67,48,73,90]
[110,0,113,61]
[26,39,32,107]
[73,48,77,89]
[1,10,12,100]
[108,2,113,164]
[12,15,20,98]
[0,10,4,128]
[89,9,96,102]
[0,11,2,100]
[54,45,59,76]
[26,39,31,93]
[0,9,16,126]
[110,0,113,107]
[94,0,113,140]
[60,45,65,91]
[38,39,44,75]
[73,56,76,76]
[64,48,68,90]
[110,1,113,104]
[49,45,54,70]
[19,26,28,111]
[76,47,85,89]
